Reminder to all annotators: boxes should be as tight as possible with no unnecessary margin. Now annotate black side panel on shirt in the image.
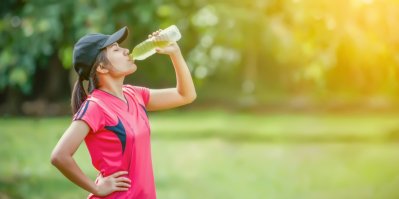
[105,117,127,154]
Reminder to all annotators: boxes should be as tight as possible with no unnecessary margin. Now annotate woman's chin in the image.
[127,64,137,74]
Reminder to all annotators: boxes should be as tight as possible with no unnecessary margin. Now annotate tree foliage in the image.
[1,0,399,114]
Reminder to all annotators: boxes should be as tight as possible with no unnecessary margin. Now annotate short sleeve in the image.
[73,100,104,132]
[124,85,150,106]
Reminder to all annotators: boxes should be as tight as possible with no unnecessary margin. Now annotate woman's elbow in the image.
[191,93,197,102]
[186,93,197,104]
[50,152,60,166]
[50,151,66,167]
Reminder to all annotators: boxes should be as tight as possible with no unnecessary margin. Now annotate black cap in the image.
[73,26,129,80]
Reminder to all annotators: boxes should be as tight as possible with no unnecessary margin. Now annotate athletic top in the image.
[73,85,156,199]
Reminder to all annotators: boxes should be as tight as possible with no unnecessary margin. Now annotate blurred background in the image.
[2,0,399,198]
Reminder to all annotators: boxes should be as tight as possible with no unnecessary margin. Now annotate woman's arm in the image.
[51,120,131,196]
[146,41,197,111]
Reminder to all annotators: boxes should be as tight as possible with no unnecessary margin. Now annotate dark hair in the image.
[71,49,109,114]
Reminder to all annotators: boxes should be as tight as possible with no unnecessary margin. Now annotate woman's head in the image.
[71,26,135,113]
[96,42,137,80]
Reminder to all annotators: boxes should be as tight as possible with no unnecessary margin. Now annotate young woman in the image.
[51,26,196,199]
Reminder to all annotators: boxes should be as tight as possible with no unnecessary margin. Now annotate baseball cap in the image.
[72,26,129,80]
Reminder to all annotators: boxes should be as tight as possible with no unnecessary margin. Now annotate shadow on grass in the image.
[0,174,83,199]
[0,177,23,199]
[153,130,399,143]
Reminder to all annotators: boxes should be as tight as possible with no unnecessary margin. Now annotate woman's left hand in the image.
[149,29,181,56]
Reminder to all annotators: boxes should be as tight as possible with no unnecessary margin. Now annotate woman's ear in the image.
[96,64,108,74]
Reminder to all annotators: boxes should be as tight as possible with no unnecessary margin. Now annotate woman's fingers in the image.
[155,47,164,54]
[116,182,131,188]
[116,177,131,183]
[153,30,161,36]
[148,29,163,39]
[110,171,128,178]
[114,187,129,192]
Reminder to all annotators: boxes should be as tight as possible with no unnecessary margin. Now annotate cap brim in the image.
[100,26,129,49]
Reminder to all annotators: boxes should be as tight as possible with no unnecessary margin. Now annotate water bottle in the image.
[130,25,182,60]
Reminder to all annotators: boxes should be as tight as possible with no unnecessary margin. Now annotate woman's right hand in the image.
[94,171,131,197]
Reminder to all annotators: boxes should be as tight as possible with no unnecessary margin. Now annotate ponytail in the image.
[71,48,108,114]
[88,65,99,94]
[71,77,87,114]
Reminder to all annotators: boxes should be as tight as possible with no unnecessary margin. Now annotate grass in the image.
[1,109,399,199]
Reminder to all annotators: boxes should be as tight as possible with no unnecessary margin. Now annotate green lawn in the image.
[1,110,399,199]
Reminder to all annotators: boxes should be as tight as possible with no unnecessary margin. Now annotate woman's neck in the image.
[98,76,125,101]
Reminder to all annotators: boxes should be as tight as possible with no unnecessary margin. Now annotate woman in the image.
[51,26,196,199]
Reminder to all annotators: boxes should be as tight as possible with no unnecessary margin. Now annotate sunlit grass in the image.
[1,110,399,199]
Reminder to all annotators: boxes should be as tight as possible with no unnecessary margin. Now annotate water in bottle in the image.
[130,25,181,60]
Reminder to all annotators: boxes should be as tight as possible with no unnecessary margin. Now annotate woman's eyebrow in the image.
[110,43,119,48]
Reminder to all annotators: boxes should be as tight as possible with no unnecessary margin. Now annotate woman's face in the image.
[105,42,136,77]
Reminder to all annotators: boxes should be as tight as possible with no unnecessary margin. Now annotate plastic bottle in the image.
[130,25,182,60]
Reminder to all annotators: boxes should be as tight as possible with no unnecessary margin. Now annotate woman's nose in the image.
[124,48,130,55]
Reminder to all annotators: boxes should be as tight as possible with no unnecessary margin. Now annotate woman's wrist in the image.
[90,183,101,196]
[169,50,182,59]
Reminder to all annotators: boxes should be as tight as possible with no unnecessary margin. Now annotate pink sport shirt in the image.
[73,85,156,199]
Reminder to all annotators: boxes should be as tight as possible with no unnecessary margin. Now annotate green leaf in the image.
[59,46,73,69]
[9,68,28,87]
